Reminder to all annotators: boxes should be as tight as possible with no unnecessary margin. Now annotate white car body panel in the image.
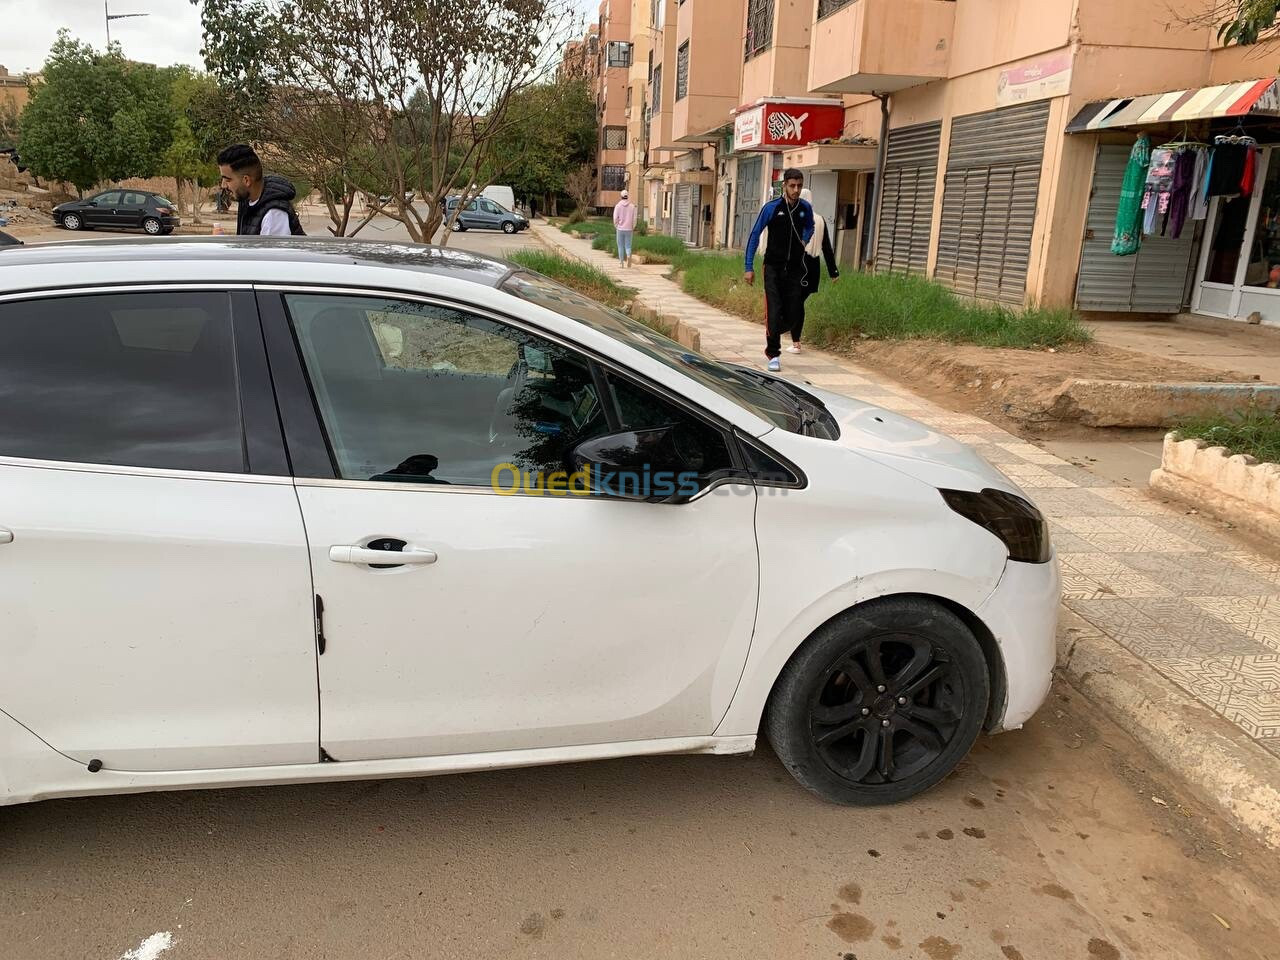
[298,480,758,760]
[0,240,1061,806]
[0,459,318,771]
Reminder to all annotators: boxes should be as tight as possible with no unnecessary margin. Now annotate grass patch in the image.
[506,250,635,311]
[670,252,1091,350]
[1176,409,1280,463]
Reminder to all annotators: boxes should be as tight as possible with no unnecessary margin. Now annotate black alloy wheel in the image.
[767,596,989,805]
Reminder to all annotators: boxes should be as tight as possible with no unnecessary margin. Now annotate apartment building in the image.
[0,65,31,117]
[577,1,1280,323]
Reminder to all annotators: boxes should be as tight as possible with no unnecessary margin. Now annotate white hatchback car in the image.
[0,239,1059,808]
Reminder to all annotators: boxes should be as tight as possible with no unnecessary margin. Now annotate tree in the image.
[564,163,596,221]
[1205,1,1280,44]
[0,98,20,151]
[18,32,176,196]
[493,77,596,214]
[162,69,227,222]
[192,0,578,242]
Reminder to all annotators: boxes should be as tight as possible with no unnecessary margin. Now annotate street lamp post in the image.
[105,1,149,48]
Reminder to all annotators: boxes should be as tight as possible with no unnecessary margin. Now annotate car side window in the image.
[481,199,500,213]
[0,292,245,473]
[123,193,147,206]
[94,192,122,206]
[604,371,736,484]
[283,293,612,486]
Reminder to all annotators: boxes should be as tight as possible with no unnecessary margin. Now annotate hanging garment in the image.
[1112,134,1151,256]
[1207,143,1249,197]
[1241,145,1258,196]
[1142,147,1177,236]
[1168,148,1199,239]
[1191,148,1210,221]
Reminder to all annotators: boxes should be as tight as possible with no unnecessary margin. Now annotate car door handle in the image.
[0,527,12,545]
[329,545,438,565]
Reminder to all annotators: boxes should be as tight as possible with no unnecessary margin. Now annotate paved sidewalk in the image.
[534,222,1280,766]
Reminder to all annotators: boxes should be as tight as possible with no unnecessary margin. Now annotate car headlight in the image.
[940,488,1051,563]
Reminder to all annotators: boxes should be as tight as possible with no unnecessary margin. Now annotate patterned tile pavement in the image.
[533,223,1280,755]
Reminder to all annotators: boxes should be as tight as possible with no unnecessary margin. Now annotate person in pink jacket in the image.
[613,190,638,268]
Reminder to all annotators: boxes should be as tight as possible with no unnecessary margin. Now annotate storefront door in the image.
[1193,146,1280,324]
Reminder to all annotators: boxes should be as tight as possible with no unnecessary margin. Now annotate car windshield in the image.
[500,269,803,432]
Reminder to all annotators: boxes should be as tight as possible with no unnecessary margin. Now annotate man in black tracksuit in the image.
[743,168,813,372]
[216,143,306,236]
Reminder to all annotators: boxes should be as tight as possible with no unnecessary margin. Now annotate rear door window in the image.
[0,292,245,472]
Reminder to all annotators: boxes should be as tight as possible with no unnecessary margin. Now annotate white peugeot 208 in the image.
[0,238,1059,808]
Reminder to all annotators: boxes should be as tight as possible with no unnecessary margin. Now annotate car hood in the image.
[802,382,1026,496]
[53,200,81,211]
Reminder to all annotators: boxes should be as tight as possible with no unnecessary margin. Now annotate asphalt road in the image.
[3,228,1279,960]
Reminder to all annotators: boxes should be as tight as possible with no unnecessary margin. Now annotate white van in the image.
[481,185,516,212]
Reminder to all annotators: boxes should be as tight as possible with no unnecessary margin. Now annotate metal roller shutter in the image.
[674,184,693,243]
[1075,143,1195,313]
[935,102,1050,304]
[876,121,942,275]
[734,155,763,249]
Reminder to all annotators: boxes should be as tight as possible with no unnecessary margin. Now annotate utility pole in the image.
[105,1,149,48]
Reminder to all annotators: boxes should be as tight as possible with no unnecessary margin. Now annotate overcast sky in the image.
[0,0,602,75]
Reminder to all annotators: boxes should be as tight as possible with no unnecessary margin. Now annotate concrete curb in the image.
[1057,608,1280,850]
[1062,380,1280,428]
[1149,432,1280,543]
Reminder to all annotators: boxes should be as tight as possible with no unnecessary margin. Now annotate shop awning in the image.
[1065,78,1280,133]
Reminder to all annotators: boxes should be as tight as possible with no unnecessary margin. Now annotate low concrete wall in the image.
[629,303,701,352]
[1149,432,1280,542]
[1063,381,1280,428]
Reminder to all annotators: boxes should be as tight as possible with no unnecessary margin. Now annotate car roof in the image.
[0,237,515,289]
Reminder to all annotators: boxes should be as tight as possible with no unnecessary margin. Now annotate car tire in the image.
[451,220,466,232]
[61,213,82,231]
[765,595,989,806]
[502,220,517,234]
[142,217,163,235]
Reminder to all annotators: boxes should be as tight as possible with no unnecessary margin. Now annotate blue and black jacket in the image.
[744,196,814,273]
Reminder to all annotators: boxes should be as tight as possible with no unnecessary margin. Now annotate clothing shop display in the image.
[1191,148,1210,222]
[1207,143,1249,197]
[1168,148,1198,239]
[1141,146,1176,236]
[1112,134,1151,256]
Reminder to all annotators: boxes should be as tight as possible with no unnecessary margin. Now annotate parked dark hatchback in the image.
[54,190,180,235]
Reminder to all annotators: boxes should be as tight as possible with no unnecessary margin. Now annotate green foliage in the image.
[1177,409,1280,464]
[1215,0,1280,45]
[495,78,596,204]
[506,250,635,310]
[0,97,20,150]
[672,252,1093,349]
[19,32,177,193]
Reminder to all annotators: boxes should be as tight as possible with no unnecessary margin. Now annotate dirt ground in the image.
[833,339,1258,440]
[3,683,1279,960]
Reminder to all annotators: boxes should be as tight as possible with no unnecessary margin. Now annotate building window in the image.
[626,84,633,110]
[607,41,633,69]
[654,0,665,30]
[602,165,627,192]
[652,64,662,109]
[817,0,854,17]
[744,0,774,60]
[604,126,627,150]
[675,41,690,101]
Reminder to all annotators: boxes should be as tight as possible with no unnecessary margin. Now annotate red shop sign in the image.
[734,101,845,152]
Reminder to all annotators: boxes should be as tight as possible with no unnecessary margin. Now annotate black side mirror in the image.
[570,426,698,503]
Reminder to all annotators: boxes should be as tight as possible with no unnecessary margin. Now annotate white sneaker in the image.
[767,357,781,372]
[786,343,801,354]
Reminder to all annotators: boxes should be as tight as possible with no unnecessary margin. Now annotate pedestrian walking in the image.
[215,144,306,237]
[613,190,637,267]
[744,168,813,372]
[788,187,840,354]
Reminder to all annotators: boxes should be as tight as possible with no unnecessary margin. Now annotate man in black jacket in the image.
[216,144,306,236]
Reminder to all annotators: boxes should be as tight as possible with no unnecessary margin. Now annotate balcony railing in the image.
[744,0,774,61]
[817,0,854,18]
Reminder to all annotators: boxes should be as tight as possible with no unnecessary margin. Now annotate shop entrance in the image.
[1192,145,1280,324]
